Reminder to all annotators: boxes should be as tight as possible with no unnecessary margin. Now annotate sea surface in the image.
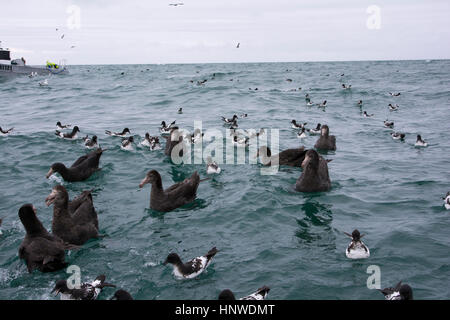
[0,60,449,300]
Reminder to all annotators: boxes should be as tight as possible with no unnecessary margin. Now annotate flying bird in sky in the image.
[169,3,184,6]
[61,34,65,39]
[236,43,240,48]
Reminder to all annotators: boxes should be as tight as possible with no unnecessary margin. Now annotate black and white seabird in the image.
[342,84,351,89]
[105,128,130,137]
[291,120,307,129]
[160,121,176,134]
[297,127,307,139]
[379,282,413,300]
[415,135,428,147]
[46,148,104,182]
[232,135,249,147]
[391,132,405,140]
[295,149,331,192]
[139,170,205,212]
[56,122,71,129]
[45,185,99,245]
[83,135,98,149]
[388,103,399,111]
[344,229,370,259]
[308,123,321,135]
[206,156,221,174]
[55,126,80,139]
[18,204,68,273]
[121,136,134,151]
[363,111,374,118]
[384,120,394,128]
[221,115,238,124]
[318,100,327,107]
[357,100,363,107]
[314,125,336,151]
[442,192,450,210]
[389,92,401,97]
[164,247,218,279]
[178,107,183,114]
[219,286,270,300]
[52,275,116,300]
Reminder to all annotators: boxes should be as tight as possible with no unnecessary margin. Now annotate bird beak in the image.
[45,190,57,207]
[46,168,54,179]
[51,288,59,295]
[301,156,309,169]
[139,176,150,188]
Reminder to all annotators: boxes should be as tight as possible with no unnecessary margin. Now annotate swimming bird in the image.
[206,156,221,174]
[314,124,336,151]
[256,146,306,167]
[357,100,363,107]
[163,127,184,158]
[415,135,428,147]
[240,113,248,118]
[236,43,240,48]
[342,84,351,89]
[442,192,450,210]
[305,94,311,103]
[286,78,292,82]
[221,115,238,124]
[105,128,130,137]
[232,135,249,148]
[363,111,374,118]
[52,275,116,300]
[391,132,405,140]
[39,79,48,86]
[150,137,162,150]
[160,121,176,134]
[229,120,239,129]
[389,92,401,97]
[18,204,68,273]
[379,282,413,300]
[178,107,183,114]
[46,148,104,182]
[295,149,331,192]
[318,100,327,108]
[121,136,134,151]
[344,229,370,259]
[297,127,307,139]
[55,126,80,139]
[384,120,394,128]
[140,133,153,147]
[0,126,14,135]
[45,185,98,245]
[306,101,314,106]
[56,122,71,129]
[110,289,134,300]
[308,123,321,135]
[291,120,307,129]
[139,170,204,212]
[83,135,98,149]
[189,128,204,144]
[388,103,399,111]
[164,247,218,279]
[218,286,270,300]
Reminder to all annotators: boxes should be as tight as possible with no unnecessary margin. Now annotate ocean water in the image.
[0,60,449,300]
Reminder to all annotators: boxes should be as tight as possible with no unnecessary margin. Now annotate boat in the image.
[0,41,68,78]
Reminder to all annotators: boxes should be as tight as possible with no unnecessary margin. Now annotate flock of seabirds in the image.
[2,72,449,301]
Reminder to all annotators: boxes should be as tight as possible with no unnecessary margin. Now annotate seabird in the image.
[344,230,370,259]
[379,282,413,300]
[178,107,183,114]
[357,100,363,107]
[164,247,218,279]
[105,128,130,137]
[206,156,221,174]
[384,120,394,128]
[139,170,205,212]
[39,79,49,86]
[0,126,14,135]
[83,135,98,149]
[291,120,307,129]
[56,122,71,129]
[163,127,184,158]
[160,121,176,134]
[52,275,116,300]
[314,125,336,151]
[189,128,204,144]
[221,115,238,124]
[442,192,450,210]
[388,103,399,111]
[415,135,427,147]
[121,136,134,151]
[236,43,240,48]
[150,137,162,150]
[342,84,352,89]
[391,132,405,140]
[110,289,134,300]
[55,126,80,139]
[297,127,307,139]
[46,148,104,182]
[363,111,374,118]
[256,146,306,167]
[45,185,99,245]
[18,204,68,273]
[307,123,321,135]
[140,133,153,147]
[232,135,249,148]
[295,149,331,192]
[219,286,270,300]
[389,92,401,97]
[318,100,327,108]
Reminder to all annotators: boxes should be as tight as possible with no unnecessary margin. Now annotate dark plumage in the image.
[256,146,307,167]
[84,135,98,148]
[56,121,71,129]
[110,289,134,300]
[45,185,99,245]
[139,170,201,212]
[18,204,68,273]
[379,282,413,300]
[295,149,331,192]
[314,124,336,151]
[163,127,184,158]
[0,127,14,134]
[46,148,104,182]
[105,128,130,136]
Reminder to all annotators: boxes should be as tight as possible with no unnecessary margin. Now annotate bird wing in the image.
[70,154,89,168]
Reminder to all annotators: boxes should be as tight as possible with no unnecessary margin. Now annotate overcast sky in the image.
[1,0,449,65]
